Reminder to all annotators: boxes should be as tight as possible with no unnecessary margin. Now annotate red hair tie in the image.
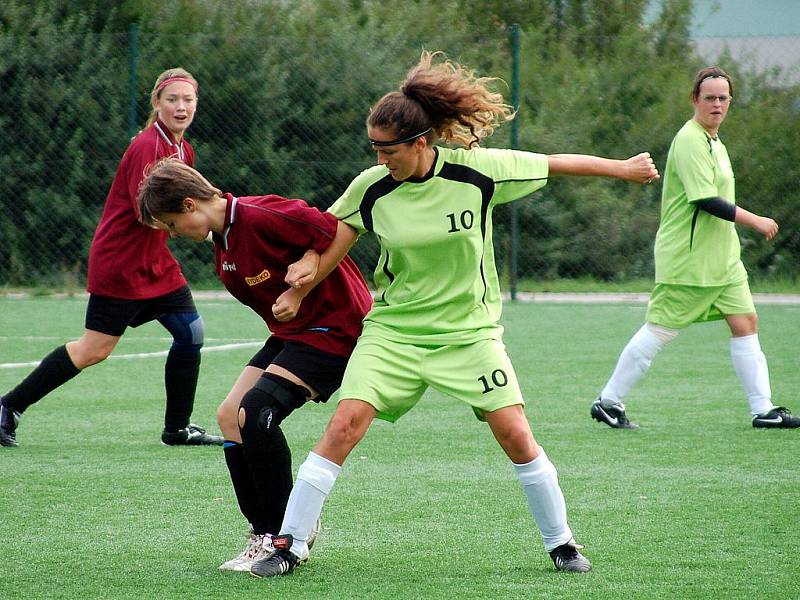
[156,76,198,93]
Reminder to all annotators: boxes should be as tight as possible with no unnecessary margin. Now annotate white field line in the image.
[0,341,263,369]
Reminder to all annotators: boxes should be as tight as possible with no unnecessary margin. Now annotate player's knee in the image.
[217,401,238,435]
[86,347,113,366]
[644,322,679,345]
[238,373,309,440]
[497,423,535,459]
[740,313,758,334]
[188,314,205,348]
[323,411,366,451]
[163,312,204,354]
[69,338,114,367]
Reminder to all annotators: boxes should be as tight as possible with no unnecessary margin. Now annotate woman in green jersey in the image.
[251,51,659,578]
[591,66,798,431]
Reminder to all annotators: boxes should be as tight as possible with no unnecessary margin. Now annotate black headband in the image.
[369,128,432,147]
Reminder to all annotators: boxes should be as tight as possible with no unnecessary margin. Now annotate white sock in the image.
[730,334,774,415]
[513,449,573,552]
[281,452,341,558]
[600,323,677,406]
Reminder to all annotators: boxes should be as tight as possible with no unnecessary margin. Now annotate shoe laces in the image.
[554,544,580,559]
[243,534,271,559]
[608,403,627,416]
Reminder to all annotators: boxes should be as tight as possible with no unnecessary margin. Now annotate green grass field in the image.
[1,296,798,599]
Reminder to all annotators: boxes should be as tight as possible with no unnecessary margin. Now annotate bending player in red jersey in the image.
[137,157,372,571]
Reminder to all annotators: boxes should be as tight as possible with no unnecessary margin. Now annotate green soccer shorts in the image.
[337,329,525,423]
[645,278,756,329]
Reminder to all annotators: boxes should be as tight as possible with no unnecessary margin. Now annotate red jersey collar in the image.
[153,119,187,161]
[154,119,180,144]
[214,193,238,250]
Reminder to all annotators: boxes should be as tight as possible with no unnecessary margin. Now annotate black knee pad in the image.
[239,373,310,436]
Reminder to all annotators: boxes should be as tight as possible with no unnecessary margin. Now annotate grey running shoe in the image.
[752,407,800,429]
[590,398,639,429]
[250,534,305,578]
[549,540,592,573]
[161,424,224,446]
[219,532,274,572]
[0,399,21,447]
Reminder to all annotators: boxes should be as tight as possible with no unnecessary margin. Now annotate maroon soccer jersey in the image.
[87,120,194,299]
[214,194,372,357]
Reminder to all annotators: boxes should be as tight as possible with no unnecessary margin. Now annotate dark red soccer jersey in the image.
[214,194,372,357]
[87,120,194,299]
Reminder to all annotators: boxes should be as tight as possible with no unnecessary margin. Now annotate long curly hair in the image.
[367,51,514,149]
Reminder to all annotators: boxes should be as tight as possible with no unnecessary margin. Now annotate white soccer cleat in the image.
[219,532,274,572]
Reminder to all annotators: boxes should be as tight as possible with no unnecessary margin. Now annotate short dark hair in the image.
[691,66,733,101]
[137,158,221,226]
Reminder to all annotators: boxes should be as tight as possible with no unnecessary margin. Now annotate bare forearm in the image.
[296,221,358,297]
[733,205,779,240]
[548,154,624,177]
[547,152,658,183]
[733,206,757,227]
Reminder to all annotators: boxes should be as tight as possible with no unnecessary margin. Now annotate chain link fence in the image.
[3,21,799,292]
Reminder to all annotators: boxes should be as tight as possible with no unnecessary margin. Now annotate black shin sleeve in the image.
[237,373,310,535]
[3,345,80,413]
[163,347,201,432]
[223,442,261,527]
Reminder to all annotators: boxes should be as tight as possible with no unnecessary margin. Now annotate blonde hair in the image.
[137,158,221,226]
[368,51,514,149]
[145,67,199,128]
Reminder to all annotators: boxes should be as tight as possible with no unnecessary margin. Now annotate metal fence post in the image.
[128,23,139,139]
[509,23,520,301]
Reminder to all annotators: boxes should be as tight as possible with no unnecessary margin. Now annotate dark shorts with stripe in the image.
[85,285,197,336]
[247,336,350,403]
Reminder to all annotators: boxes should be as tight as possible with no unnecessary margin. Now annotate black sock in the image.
[3,345,80,414]
[223,441,262,528]
[241,424,293,535]
[163,347,200,432]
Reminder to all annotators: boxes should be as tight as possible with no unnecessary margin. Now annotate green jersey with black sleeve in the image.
[328,145,548,345]
[654,119,747,286]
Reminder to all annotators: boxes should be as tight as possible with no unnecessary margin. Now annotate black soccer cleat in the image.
[250,534,303,578]
[590,398,639,429]
[752,406,800,429]
[161,424,224,446]
[549,540,592,573]
[0,398,21,448]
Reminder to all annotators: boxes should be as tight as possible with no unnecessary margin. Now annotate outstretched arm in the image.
[547,152,659,184]
[273,221,359,322]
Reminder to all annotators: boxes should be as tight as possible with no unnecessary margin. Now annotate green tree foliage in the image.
[2,0,797,289]
[1,2,129,286]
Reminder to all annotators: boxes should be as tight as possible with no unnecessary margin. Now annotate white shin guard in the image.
[281,452,341,558]
[600,322,678,405]
[730,334,773,416]
[513,449,573,552]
